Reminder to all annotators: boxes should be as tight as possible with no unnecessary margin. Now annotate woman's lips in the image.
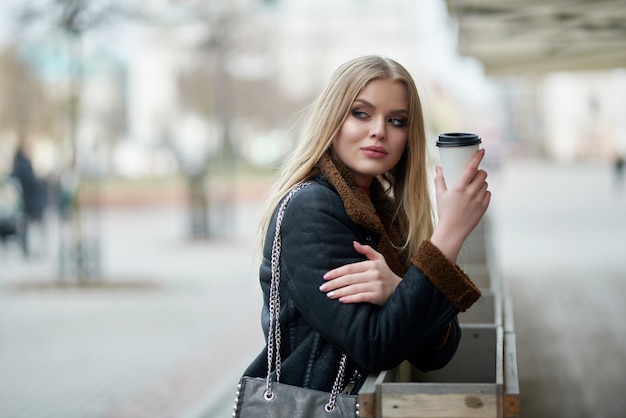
[361,146,388,158]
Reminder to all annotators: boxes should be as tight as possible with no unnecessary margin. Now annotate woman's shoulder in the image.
[284,177,344,216]
[291,177,340,202]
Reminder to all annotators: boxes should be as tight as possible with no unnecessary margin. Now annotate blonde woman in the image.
[242,55,490,396]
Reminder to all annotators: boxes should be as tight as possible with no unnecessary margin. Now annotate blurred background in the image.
[0,0,625,417]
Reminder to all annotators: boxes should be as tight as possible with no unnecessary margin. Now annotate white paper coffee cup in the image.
[436,133,482,187]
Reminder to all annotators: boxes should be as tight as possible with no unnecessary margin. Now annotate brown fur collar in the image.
[317,152,409,276]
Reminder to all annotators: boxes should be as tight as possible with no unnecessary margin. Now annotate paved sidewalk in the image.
[0,202,266,418]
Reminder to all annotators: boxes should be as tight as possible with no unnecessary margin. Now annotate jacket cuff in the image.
[410,239,481,312]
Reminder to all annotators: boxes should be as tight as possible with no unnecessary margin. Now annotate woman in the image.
[242,55,490,395]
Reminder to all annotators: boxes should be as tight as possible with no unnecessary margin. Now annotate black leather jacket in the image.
[243,168,480,394]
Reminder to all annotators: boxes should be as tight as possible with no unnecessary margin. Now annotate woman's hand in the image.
[430,149,491,263]
[319,241,402,306]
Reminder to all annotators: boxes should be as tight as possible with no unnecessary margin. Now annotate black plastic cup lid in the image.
[436,132,481,147]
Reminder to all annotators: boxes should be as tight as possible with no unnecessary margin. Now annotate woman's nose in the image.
[370,116,386,140]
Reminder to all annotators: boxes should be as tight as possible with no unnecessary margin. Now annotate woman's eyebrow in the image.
[353,98,408,115]
[389,109,409,116]
[353,98,374,108]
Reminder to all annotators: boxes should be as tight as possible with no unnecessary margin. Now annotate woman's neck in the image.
[358,185,371,199]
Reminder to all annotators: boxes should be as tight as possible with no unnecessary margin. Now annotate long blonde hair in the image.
[258,55,434,257]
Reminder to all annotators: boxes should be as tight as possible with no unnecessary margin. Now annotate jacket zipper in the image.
[341,370,362,395]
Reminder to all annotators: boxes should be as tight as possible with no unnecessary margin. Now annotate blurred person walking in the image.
[236,55,491,416]
[10,135,45,256]
[613,153,624,193]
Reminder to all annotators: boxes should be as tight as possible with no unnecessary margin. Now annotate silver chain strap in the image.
[264,181,349,412]
[326,352,348,412]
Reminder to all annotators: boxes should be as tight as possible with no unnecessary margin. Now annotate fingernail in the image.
[327,291,335,298]
[319,284,327,291]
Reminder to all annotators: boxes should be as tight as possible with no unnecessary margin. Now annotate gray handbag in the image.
[233,182,360,417]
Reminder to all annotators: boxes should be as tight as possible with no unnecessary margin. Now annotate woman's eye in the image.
[389,117,407,127]
[351,110,369,119]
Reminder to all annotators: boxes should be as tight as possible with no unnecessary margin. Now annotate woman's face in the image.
[332,78,408,187]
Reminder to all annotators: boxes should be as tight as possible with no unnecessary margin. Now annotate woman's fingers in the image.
[452,149,486,190]
[323,259,368,281]
[326,280,386,305]
[352,241,379,260]
[320,272,350,292]
[434,165,446,194]
[325,282,375,300]
[334,291,378,304]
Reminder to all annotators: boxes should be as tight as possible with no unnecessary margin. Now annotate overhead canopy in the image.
[444,0,626,75]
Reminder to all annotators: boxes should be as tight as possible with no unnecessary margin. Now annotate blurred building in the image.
[543,70,626,162]
[445,0,626,163]
[4,0,625,179]
[0,0,501,178]
[121,0,499,175]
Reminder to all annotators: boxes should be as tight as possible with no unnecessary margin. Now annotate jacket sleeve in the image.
[279,184,480,372]
[408,316,462,372]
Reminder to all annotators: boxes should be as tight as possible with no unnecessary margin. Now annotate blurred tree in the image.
[13,0,133,282]
[149,0,274,239]
[0,47,55,139]
[186,5,238,239]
